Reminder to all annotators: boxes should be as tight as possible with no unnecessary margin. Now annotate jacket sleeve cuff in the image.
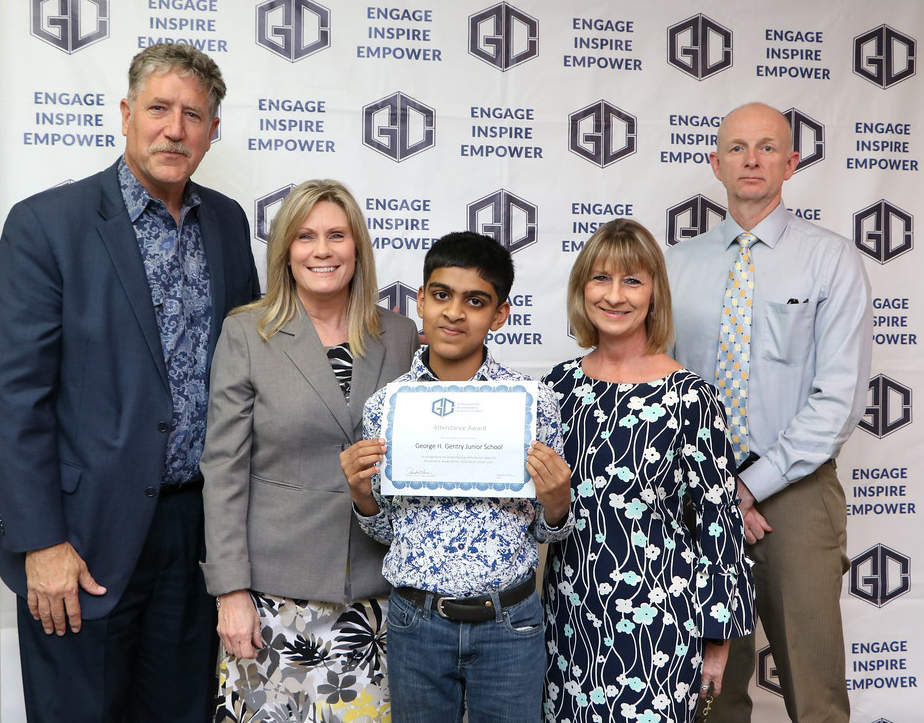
[199,560,252,597]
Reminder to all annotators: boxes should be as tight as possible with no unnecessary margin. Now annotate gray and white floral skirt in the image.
[215,592,390,723]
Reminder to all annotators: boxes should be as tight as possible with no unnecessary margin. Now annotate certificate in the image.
[379,380,539,497]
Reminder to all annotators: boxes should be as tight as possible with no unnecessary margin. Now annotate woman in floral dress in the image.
[542,219,754,723]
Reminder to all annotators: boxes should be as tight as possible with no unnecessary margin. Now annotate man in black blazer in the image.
[0,43,260,722]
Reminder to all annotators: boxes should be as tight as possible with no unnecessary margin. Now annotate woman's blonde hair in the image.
[567,218,673,355]
[233,180,380,355]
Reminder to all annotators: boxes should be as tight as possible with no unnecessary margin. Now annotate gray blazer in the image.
[201,305,418,602]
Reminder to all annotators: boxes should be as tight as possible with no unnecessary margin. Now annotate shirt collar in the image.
[720,201,790,250]
[412,345,496,382]
[117,156,201,223]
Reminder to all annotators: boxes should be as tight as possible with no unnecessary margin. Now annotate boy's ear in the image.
[490,300,510,331]
[416,285,425,319]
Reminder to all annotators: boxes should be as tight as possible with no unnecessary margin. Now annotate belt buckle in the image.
[435,595,459,619]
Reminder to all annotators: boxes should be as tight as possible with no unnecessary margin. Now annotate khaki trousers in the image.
[706,461,850,723]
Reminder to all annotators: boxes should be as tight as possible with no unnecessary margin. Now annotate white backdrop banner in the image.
[0,1,921,721]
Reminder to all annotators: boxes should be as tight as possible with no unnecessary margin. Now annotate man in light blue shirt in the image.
[666,103,872,723]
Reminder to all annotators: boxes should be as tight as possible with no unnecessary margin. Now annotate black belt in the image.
[737,453,760,473]
[395,572,535,622]
[160,472,204,496]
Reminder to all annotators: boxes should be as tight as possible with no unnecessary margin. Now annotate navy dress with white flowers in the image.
[542,358,754,723]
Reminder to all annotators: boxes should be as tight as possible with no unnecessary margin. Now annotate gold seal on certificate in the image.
[379,380,539,497]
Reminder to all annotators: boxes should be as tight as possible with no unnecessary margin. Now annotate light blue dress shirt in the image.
[666,202,873,502]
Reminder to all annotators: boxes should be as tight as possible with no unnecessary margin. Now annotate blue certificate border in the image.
[383,382,536,494]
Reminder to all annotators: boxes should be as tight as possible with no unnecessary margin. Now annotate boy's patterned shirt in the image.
[357,347,574,596]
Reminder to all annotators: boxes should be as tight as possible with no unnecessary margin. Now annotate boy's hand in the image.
[340,439,385,517]
[527,441,572,527]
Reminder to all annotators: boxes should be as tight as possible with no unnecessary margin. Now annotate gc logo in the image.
[378,282,420,323]
[467,190,538,254]
[665,195,726,246]
[755,646,783,697]
[784,108,825,173]
[256,0,331,62]
[468,2,539,71]
[254,184,296,244]
[667,14,733,81]
[568,101,637,168]
[31,0,109,54]
[853,25,916,89]
[859,375,913,439]
[849,544,911,607]
[431,398,455,417]
[853,200,914,264]
[363,92,436,162]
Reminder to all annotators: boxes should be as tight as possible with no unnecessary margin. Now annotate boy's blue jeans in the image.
[386,586,545,723]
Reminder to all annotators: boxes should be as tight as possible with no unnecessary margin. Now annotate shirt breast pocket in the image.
[759,300,814,366]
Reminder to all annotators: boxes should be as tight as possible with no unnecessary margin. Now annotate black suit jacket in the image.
[0,159,260,618]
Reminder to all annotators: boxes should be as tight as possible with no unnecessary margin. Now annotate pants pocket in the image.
[387,591,422,631]
[502,591,543,636]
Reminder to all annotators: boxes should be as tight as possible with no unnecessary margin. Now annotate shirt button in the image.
[157,422,169,433]
[144,487,157,498]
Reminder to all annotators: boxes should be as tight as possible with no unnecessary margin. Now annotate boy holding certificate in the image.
[341,232,574,722]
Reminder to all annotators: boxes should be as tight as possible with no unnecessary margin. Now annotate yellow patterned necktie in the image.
[715,232,756,466]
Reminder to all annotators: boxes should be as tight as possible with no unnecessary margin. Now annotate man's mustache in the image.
[149,141,191,157]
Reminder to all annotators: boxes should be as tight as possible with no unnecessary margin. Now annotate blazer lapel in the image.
[196,197,227,359]
[350,333,385,434]
[281,315,353,439]
[95,165,170,391]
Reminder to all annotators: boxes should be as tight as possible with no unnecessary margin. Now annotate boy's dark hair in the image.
[423,232,514,304]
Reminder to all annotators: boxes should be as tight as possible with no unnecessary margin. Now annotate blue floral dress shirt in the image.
[119,158,212,485]
[356,346,575,597]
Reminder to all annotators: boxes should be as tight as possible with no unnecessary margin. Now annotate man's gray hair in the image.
[127,43,226,119]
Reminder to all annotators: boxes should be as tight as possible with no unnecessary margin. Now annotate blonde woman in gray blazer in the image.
[201,180,418,722]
